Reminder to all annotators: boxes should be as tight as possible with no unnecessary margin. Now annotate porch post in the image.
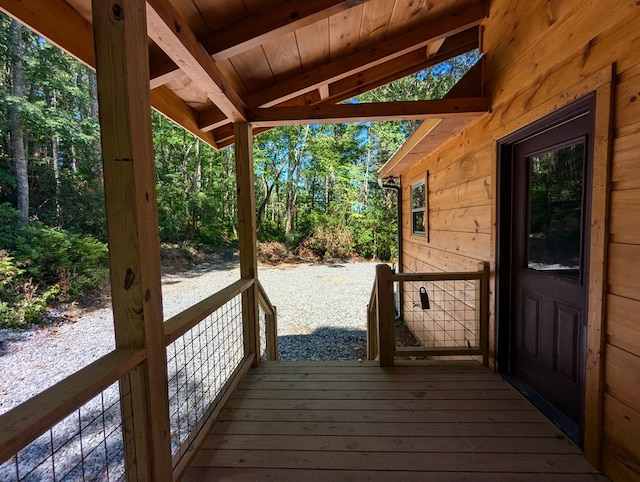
[377,264,395,367]
[92,0,173,479]
[234,122,260,365]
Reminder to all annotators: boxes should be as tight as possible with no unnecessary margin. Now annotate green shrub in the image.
[0,222,108,327]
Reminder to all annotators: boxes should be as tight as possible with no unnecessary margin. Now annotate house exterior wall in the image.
[399,0,640,479]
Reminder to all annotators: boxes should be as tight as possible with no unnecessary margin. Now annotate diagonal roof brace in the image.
[146,0,248,123]
[148,0,367,89]
[244,1,487,109]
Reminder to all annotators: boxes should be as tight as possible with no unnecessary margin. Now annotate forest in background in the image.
[0,14,478,327]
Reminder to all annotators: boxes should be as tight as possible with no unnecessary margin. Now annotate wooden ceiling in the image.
[1,0,488,148]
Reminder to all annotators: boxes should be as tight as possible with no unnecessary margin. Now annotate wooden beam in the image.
[151,86,218,147]
[0,0,95,68]
[205,29,478,142]
[234,123,259,366]
[247,97,489,126]
[199,106,234,133]
[202,0,367,60]
[245,2,486,108]
[318,84,331,101]
[145,0,248,122]
[322,29,479,105]
[426,38,447,58]
[148,42,184,89]
[148,0,367,88]
[91,0,172,478]
[0,0,224,150]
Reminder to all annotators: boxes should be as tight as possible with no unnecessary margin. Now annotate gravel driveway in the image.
[0,260,377,415]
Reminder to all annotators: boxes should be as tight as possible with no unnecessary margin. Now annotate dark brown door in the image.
[510,109,593,430]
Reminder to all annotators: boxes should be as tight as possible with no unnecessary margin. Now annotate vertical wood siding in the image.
[399,0,640,478]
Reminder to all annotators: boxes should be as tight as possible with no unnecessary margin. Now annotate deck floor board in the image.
[182,361,607,481]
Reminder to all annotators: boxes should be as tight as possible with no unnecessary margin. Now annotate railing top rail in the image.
[368,276,378,307]
[256,278,275,316]
[164,278,253,345]
[391,270,485,282]
[0,348,145,463]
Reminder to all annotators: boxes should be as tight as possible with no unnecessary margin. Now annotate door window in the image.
[526,141,585,281]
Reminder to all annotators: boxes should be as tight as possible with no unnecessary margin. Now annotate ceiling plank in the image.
[198,106,231,133]
[149,0,367,88]
[244,1,487,108]
[201,28,477,134]
[247,97,489,126]
[0,0,222,149]
[201,0,368,60]
[322,29,479,105]
[0,0,95,68]
[146,0,247,122]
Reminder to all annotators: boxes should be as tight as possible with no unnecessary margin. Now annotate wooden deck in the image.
[183,361,607,481]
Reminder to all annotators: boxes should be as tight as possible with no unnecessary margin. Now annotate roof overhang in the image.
[0,0,488,149]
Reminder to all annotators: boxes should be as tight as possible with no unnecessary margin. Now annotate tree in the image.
[8,20,28,227]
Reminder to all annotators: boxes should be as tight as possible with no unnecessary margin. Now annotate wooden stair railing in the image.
[367,262,490,367]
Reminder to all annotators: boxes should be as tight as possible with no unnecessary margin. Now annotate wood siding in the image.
[399,0,640,479]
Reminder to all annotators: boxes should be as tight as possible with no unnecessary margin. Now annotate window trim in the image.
[411,180,426,236]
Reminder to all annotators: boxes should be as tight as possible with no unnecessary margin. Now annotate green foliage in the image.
[0,214,108,327]
[0,249,59,328]
[0,17,480,328]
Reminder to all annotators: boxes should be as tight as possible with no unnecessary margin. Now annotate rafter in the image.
[426,38,447,59]
[149,0,367,89]
[246,97,490,127]
[146,0,247,122]
[200,0,368,60]
[203,28,478,139]
[244,1,486,109]
[0,0,224,149]
[297,29,479,107]
[151,86,218,148]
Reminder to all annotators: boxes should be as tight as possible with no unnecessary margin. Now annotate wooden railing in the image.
[0,276,278,481]
[257,279,278,361]
[367,263,490,367]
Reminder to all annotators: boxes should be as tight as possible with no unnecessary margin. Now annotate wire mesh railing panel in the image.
[166,293,244,457]
[258,303,267,362]
[399,279,480,350]
[0,381,133,482]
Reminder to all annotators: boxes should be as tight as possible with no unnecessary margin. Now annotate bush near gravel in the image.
[0,206,108,327]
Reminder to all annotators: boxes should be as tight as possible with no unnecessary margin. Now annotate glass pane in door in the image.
[526,142,585,280]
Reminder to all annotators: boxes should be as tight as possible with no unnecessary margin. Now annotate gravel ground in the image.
[0,260,377,416]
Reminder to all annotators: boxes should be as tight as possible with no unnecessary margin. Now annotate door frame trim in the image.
[495,65,613,468]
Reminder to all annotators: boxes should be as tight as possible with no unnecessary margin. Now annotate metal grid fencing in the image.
[399,278,480,350]
[166,293,244,458]
[258,302,267,361]
[0,381,133,482]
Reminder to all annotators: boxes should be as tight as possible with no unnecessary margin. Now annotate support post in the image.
[234,122,259,366]
[478,261,490,365]
[92,0,172,479]
[377,264,395,367]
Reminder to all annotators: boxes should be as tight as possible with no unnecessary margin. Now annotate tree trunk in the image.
[9,20,28,227]
[89,71,103,185]
[52,134,62,223]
